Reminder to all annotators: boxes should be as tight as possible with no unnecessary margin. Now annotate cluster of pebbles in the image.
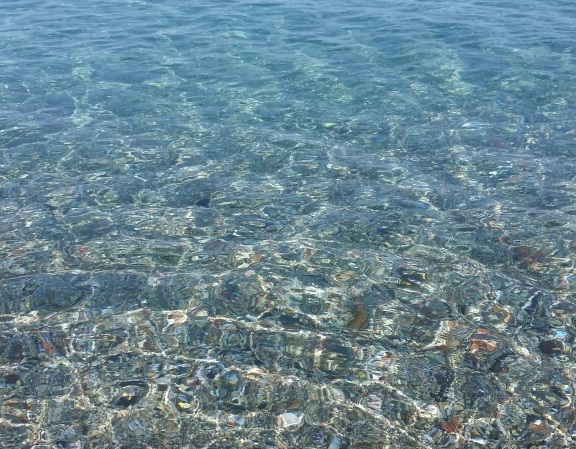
[1,128,575,448]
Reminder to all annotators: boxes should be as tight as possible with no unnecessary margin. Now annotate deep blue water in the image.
[1,1,576,448]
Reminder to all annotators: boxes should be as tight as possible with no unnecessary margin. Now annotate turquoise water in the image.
[1,0,576,448]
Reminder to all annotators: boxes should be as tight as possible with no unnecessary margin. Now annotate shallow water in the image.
[1,0,576,448]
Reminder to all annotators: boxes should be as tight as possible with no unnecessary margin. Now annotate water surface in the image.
[1,0,576,447]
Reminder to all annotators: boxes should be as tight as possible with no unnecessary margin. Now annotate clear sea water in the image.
[1,1,576,448]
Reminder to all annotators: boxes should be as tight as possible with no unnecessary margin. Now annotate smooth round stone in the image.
[279,412,302,428]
